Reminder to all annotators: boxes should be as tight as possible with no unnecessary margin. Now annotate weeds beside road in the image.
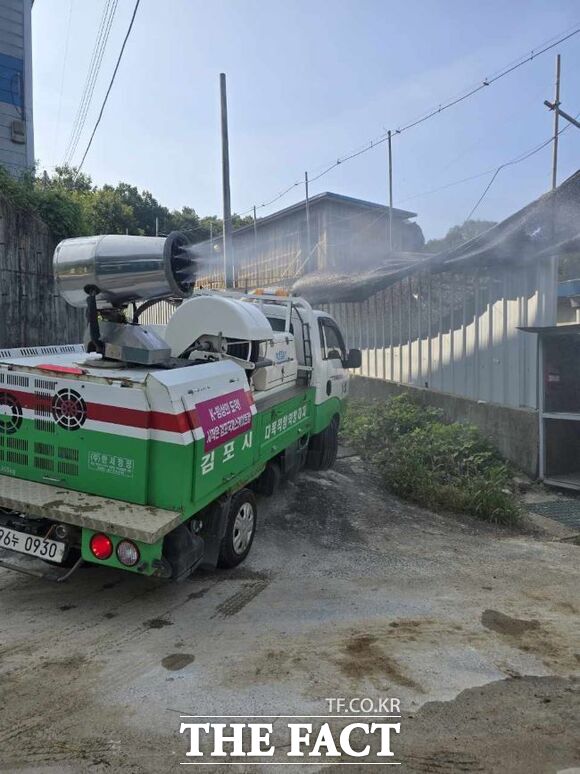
[342,394,521,525]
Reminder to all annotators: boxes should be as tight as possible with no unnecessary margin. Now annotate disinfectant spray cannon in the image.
[53,232,196,365]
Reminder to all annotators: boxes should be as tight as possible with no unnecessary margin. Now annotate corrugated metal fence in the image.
[320,260,556,410]
[141,254,556,413]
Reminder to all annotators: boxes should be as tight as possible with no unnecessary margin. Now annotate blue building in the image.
[0,0,34,176]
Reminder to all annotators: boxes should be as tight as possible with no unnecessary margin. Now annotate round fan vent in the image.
[51,389,87,431]
[0,392,23,435]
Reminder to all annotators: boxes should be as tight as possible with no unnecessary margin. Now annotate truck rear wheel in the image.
[306,415,339,471]
[218,489,257,569]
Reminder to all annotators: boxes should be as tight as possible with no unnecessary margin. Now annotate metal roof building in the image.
[195,191,424,288]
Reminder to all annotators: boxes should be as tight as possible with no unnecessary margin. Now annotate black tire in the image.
[218,489,257,569]
[306,415,339,471]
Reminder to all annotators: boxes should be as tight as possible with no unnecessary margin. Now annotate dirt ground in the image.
[0,452,578,773]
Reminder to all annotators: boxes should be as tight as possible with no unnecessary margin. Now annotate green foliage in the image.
[34,188,86,242]
[342,394,520,525]
[0,165,86,242]
[0,163,252,243]
[425,219,497,254]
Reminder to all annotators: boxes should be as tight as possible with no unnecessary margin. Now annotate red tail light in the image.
[90,533,113,560]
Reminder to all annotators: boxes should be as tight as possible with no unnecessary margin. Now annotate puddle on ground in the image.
[143,618,173,630]
[481,609,540,636]
[162,653,195,671]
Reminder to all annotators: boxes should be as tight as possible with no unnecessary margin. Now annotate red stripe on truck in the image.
[2,388,191,435]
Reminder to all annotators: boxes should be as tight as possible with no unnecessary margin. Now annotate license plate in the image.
[0,526,66,563]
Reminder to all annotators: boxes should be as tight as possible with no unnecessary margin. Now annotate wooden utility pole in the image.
[387,130,393,251]
[304,171,312,268]
[551,54,561,191]
[220,73,234,288]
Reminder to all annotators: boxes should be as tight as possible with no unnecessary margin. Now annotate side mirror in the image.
[344,349,361,369]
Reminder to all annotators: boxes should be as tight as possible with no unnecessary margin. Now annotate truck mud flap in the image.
[0,549,84,583]
[199,498,230,571]
[162,526,205,582]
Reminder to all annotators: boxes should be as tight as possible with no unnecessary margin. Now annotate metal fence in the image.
[319,260,557,410]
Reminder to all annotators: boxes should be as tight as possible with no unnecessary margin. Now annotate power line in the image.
[65,0,119,165]
[237,22,580,217]
[63,0,112,161]
[465,110,579,221]
[63,0,115,163]
[398,169,497,204]
[52,0,74,159]
[75,0,141,176]
[63,0,119,166]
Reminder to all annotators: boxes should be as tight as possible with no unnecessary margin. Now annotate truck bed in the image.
[0,474,181,544]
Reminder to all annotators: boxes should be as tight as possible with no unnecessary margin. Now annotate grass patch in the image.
[342,394,520,525]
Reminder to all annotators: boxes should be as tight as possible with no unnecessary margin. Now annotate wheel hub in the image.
[232,502,255,555]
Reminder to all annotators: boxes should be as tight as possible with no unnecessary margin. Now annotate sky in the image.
[31,0,580,241]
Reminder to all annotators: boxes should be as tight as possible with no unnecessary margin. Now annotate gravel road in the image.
[0,452,578,773]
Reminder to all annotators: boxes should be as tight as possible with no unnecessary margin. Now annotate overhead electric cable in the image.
[75,0,141,176]
[236,23,580,218]
[63,0,119,166]
[63,0,113,162]
[465,110,579,220]
[52,0,74,159]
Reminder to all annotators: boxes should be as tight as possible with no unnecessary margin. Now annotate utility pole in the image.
[253,205,258,255]
[155,216,159,236]
[387,130,393,252]
[551,54,561,191]
[304,171,312,268]
[548,55,561,330]
[220,73,234,288]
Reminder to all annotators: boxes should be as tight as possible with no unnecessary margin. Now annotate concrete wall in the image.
[0,193,84,349]
[0,0,33,177]
[350,375,539,478]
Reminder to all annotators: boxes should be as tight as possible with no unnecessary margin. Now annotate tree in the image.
[425,219,497,254]
[114,183,168,236]
[84,186,136,235]
[166,211,253,243]
[44,164,94,194]
[167,206,203,240]
[0,163,259,243]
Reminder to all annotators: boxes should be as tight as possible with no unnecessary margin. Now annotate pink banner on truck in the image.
[195,389,254,451]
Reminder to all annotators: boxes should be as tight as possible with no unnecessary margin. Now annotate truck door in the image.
[317,316,349,402]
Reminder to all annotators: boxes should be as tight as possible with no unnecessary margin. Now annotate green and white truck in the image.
[0,233,360,581]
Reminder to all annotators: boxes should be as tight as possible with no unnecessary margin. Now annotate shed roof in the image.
[293,170,580,304]
[235,192,417,238]
[519,323,580,336]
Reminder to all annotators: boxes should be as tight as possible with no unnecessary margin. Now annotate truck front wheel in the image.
[306,415,339,471]
[218,489,257,569]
